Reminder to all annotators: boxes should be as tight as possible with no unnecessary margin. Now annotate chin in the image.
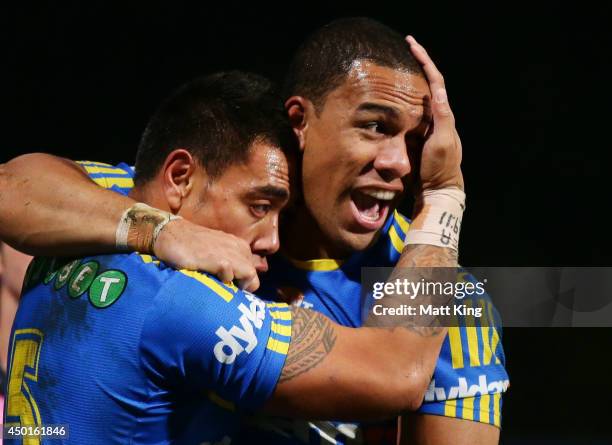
[333,229,379,255]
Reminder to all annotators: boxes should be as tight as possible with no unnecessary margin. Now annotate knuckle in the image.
[439,107,454,119]
[217,259,231,272]
[442,136,456,149]
[431,145,447,159]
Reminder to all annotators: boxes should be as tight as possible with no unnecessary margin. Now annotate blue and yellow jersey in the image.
[248,210,509,444]
[3,252,292,444]
[75,162,509,444]
[77,160,135,195]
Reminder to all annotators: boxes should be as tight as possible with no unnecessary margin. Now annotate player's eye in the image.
[250,203,271,218]
[362,121,386,134]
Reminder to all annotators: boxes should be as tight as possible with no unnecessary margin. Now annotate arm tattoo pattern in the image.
[365,244,458,337]
[401,243,458,268]
[279,308,337,383]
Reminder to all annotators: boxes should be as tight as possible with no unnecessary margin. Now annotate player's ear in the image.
[285,96,312,152]
[161,149,196,213]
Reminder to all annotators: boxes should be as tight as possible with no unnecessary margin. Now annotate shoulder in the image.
[174,268,238,298]
[76,160,134,195]
[384,210,411,253]
[352,210,412,263]
[139,264,292,364]
[137,263,257,326]
[100,253,242,307]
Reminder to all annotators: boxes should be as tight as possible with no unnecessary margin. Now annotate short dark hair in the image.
[135,71,296,185]
[283,17,424,110]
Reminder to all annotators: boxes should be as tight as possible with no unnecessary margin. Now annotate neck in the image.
[128,183,171,213]
[281,206,352,260]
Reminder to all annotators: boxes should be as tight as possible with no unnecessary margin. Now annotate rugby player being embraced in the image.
[0,20,507,445]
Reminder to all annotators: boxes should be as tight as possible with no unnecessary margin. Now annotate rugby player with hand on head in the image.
[2,70,459,444]
[0,19,508,444]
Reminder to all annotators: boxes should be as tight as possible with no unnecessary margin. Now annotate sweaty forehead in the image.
[331,60,431,114]
[246,142,290,187]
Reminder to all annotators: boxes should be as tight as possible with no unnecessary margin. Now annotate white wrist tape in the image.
[404,187,466,251]
[115,203,181,251]
[115,208,132,251]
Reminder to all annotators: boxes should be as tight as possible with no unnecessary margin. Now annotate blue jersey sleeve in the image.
[77,160,135,196]
[139,269,292,410]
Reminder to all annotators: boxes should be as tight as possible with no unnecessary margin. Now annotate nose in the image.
[373,138,411,181]
[251,215,281,257]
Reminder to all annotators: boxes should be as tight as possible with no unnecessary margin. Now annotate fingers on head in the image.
[406,36,450,116]
[406,36,446,87]
[433,94,454,121]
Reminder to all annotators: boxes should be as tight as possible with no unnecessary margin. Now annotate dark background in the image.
[3,2,612,443]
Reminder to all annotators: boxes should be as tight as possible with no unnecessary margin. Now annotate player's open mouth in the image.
[349,188,395,231]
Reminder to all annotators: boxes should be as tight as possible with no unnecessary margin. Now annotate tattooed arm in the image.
[264,244,456,420]
[0,153,258,288]
[0,154,132,255]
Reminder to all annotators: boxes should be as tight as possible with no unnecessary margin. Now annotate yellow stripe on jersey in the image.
[267,302,288,308]
[389,225,404,254]
[287,257,344,271]
[81,165,131,175]
[448,326,464,369]
[394,210,411,234]
[479,394,491,424]
[444,399,457,417]
[90,176,134,189]
[271,322,292,337]
[225,281,239,292]
[493,393,501,427]
[267,337,290,355]
[179,269,234,302]
[103,177,134,188]
[207,391,236,412]
[269,310,291,320]
[465,301,481,367]
[91,177,112,188]
[480,299,494,365]
[462,396,475,421]
[466,327,481,367]
[77,160,114,167]
[138,254,160,266]
[488,303,502,364]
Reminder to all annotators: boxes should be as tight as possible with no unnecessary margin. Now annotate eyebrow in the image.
[356,103,401,119]
[357,102,433,128]
[250,184,290,200]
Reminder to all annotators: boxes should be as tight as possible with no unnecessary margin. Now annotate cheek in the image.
[304,146,373,211]
[223,204,252,230]
[305,124,359,172]
[196,193,250,234]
